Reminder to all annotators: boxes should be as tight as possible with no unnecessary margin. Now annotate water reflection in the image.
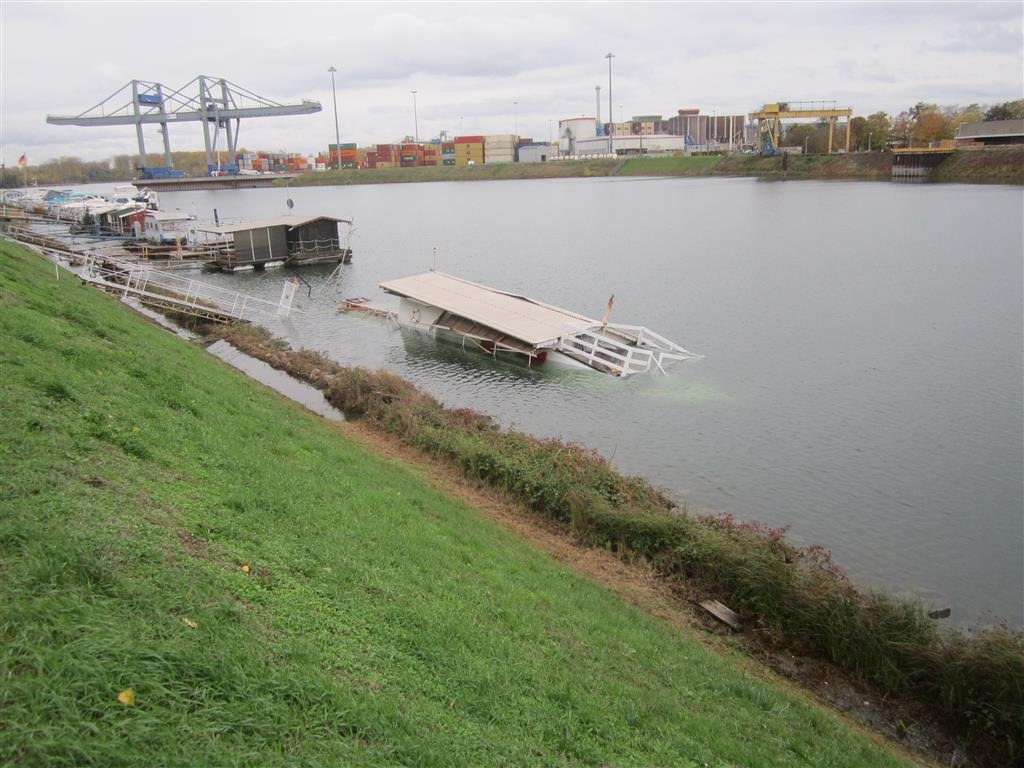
[155,176,1024,626]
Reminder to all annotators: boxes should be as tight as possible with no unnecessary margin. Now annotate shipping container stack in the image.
[363,151,378,170]
[422,143,440,166]
[399,143,424,168]
[441,142,456,166]
[285,154,309,173]
[329,143,359,170]
[235,151,257,172]
[376,144,397,169]
[484,134,517,164]
[453,136,485,166]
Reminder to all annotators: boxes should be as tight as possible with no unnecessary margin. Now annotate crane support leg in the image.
[221,79,238,160]
[131,80,147,165]
[199,76,214,167]
[156,83,173,167]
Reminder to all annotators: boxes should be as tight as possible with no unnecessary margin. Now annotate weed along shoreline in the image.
[2,239,1022,767]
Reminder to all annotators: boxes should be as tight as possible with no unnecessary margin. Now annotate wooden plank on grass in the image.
[699,600,743,631]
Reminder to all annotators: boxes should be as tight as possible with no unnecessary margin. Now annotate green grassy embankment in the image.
[0,241,924,766]
[712,152,894,181]
[615,155,725,177]
[930,148,1024,184]
[286,159,622,186]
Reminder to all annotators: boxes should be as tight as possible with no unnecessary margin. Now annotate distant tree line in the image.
[1,150,239,188]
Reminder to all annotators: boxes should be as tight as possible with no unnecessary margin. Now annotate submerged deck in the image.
[379,271,699,376]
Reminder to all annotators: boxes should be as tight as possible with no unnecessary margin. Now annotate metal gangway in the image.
[78,251,298,323]
[558,324,701,377]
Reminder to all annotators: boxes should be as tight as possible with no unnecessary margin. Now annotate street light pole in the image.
[605,52,615,156]
[328,66,341,170]
[513,101,518,138]
[411,90,419,142]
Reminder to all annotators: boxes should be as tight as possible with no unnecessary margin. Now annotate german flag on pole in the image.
[601,293,615,327]
[18,155,27,167]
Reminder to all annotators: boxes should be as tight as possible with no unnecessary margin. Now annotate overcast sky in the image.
[2,1,1021,164]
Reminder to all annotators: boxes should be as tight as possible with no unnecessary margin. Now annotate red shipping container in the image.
[454,135,484,144]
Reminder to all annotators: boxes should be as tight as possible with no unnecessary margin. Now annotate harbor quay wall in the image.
[281,147,1024,187]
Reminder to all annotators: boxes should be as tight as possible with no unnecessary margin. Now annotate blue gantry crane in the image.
[47,76,322,178]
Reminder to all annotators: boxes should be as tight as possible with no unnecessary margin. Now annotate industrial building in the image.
[518,143,556,163]
[559,107,749,157]
[955,119,1024,147]
[663,109,748,148]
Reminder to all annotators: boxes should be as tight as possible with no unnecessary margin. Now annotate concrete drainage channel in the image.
[204,339,343,422]
[128,301,343,421]
[130,301,343,421]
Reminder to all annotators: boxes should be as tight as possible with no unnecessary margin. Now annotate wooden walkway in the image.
[3,227,296,323]
[77,252,298,323]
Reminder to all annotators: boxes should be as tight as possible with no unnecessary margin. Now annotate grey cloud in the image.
[3,1,1021,163]
[921,21,1022,54]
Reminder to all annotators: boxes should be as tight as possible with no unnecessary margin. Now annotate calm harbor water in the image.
[150,176,1023,626]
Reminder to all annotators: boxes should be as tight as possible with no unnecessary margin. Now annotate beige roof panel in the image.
[198,215,351,235]
[379,271,600,347]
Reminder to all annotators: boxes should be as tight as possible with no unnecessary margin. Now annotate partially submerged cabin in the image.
[378,271,698,376]
[199,215,352,272]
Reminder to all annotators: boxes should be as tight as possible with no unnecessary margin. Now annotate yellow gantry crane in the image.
[749,101,853,154]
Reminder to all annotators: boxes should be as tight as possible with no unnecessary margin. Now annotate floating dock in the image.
[199,215,353,272]
[378,271,699,376]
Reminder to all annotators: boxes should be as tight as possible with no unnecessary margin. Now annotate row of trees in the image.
[2,151,239,188]
[780,99,1023,153]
